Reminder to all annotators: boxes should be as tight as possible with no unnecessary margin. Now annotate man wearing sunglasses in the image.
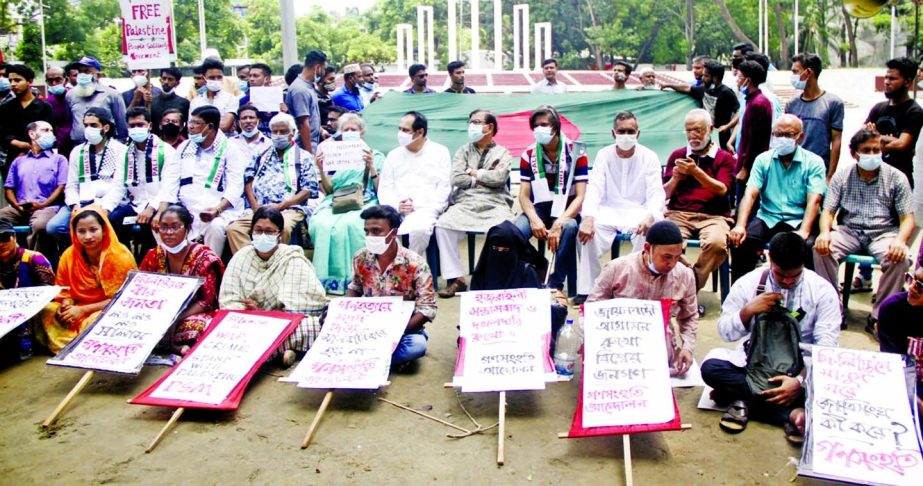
[876,266,923,416]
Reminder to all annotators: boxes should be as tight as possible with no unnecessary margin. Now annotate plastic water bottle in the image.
[17,325,33,361]
[554,319,580,376]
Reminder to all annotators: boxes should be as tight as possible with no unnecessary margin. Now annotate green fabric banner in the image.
[360,91,699,165]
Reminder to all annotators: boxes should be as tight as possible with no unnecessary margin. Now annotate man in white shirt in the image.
[377,111,452,255]
[233,105,271,161]
[189,58,239,134]
[532,58,568,94]
[576,112,665,301]
[156,106,247,256]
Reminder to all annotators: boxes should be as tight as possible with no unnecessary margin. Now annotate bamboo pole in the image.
[301,390,334,449]
[145,408,185,453]
[42,370,94,428]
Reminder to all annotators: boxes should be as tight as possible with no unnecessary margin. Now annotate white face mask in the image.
[533,126,553,145]
[76,73,94,87]
[252,233,279,253]
[397,131,414,147]
[206,79,222,92]
[365,234,392,255]
[615,134,638,151]
[857,153,883,171]
[647,255,661,275]
[132,75,148,88]
[128,127,149,143]
[85,127,103,145]
[240,127,259,138]
[341,130,361,142]
[163,237,188,254]
[467,123,486,143]
[769,136,797,156]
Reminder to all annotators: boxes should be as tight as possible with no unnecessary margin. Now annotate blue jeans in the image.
[392,330,428,366]
[513,203,578,291]
[46,205,73,246]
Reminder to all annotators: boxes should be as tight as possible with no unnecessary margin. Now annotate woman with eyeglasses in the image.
[219,206,326,367]
[876,266,923,419]
[139,205,224,354]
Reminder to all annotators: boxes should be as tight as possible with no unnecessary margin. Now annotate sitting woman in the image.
[220,206,327,367]
[35,206,136,353]
[140,205,224,354]
[309,112,385,294]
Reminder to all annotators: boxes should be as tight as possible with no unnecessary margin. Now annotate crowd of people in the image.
[0,42,922,443]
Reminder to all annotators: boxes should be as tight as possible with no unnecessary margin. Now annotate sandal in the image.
[550,289,568,307]
[785,408,806,446]
[719,400,749,433]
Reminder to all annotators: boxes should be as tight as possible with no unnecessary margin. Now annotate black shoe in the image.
[840,316,847,330]
[572,294,588,306]
[698,304,706,317]
[865,316,878,340]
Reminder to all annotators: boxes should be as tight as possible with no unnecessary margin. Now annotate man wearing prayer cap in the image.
[586,220,699,377]
[331,64,365,112]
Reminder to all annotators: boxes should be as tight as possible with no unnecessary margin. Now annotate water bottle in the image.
[554,319,580,376]
[17,325,33,361]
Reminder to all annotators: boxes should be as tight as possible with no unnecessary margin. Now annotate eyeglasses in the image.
[0,233,14,243]
[906,272,923,293]
[772,131,801,139]
[159,225,185,234]
[253,230,280,237]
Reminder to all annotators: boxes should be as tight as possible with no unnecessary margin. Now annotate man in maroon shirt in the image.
[734,60,773,208]
[663,109,735,296]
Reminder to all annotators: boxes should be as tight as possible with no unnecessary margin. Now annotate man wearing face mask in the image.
[188,65,207,99]
[158,109,186,149]
[316,66,337,130]
[729,115,826,281]
[121,69,162,111]
[785,54,844,180]
[587,220,699,377]
[65,56,128,144]
[347,205,437,369]
[101,107,176,251]
[189,58,239,134]
[155,106,247,256]
[332,64,365,112]
[576,112,664,304]
[232,106,272,160]
[611,61,631,90]
[44,67,74,158]
[813,128,915,330]
[0,64,53,175]
[359,63,381,106]
[151,68,189,136]
[732,60,773,207]
[285,50,328,154]
[226,113,318,253]
[0,121,67,254]
[236,64,251,98]
[434,109,514,298]
[377,111,451,256]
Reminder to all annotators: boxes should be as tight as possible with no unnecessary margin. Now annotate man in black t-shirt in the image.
[866,57,923,188]
[701,60,740,151]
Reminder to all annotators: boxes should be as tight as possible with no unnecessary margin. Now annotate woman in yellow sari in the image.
[35,206,136,353]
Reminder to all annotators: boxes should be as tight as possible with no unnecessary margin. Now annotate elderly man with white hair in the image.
[638,67,658,90]
[729,114,827,281]
[226,112,319,253]
[663,109,736,295]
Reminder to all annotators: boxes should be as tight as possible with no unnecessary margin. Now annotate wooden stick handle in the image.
[42,370,94,428]
[301,390,334,449]
[497,391,507,466]
[623,434,633,486]
[145,408,185,453]
[378,397,470,433]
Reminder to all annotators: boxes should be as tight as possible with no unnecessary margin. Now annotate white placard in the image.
[320,140,368,172]
[119,0,177,69]
[49,272,201,374]
[283,297,411,389]
[809,346,923,485]
[149,312,293,404]
[670,359,705,388]
[455,289,550,392]
[582,298,675,428]
[0,286,61,339]
[248,86,284,113]
[530,177,552,204]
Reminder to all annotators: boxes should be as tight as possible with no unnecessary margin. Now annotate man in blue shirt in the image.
[331,64,365,112]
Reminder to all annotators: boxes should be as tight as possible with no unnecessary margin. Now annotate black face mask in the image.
[161,123,181,138]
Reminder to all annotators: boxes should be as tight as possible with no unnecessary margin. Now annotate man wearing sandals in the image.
[702,232,840,444]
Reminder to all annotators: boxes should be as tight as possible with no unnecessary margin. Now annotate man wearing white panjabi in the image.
[377,111,452,255]
[576,112,666,300]
[156,106,246,256]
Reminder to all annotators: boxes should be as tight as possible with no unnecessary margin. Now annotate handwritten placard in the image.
[320,140,367,172]
[49,272,201,374]
[119,0,177,69]
[148,311,295,405]
[0,286,61,339]
[453,289,552,392]
[581,298,675,428]
[283,297,410,389]
[808,346,923,485]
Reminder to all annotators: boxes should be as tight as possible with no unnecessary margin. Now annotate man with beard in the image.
[151,67,189,136]
[65,56,127,144]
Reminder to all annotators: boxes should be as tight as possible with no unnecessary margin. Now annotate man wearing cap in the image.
[331,64,365,112]
[0,121,67,255]
[65,56,128,143]
[586,220,699,377]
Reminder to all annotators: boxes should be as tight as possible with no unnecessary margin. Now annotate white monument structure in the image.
[513,3,530,71]
[396,24,414,70]
[534,22,552,70]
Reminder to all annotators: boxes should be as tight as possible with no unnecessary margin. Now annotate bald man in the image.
[728,114,827,281]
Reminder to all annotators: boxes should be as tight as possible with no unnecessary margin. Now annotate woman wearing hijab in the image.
[470,220,544,291]
[34,206,136,353]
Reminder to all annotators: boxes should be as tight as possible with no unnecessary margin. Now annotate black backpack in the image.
[745,270,805,394]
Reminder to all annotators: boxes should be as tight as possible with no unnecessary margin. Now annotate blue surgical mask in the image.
[533,126,553,145]
[467,123,486,143]
[707,83,716,91]
[770,136,797,156]
[647,256,661,275]
[790,74,806,90]
[197,85,207,95]
[85,127,103,145]
[341,130,361,142]
[272,134,292,150]
[0,77,10,91]
[740,85,749,96]
[362,82,375,91]
[189,132,206,145]
[48,84,66,96]
[252,233,279,253]
[857,153,882,171]
[128,127,150,143]
[76,73,94,88]
[241,127,259,138]
[238,80,249,93]
[37,132,57,150]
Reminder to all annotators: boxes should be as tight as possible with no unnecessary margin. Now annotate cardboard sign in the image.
[804,346,923,486]
[581,298,675,428]
[453,289,556,392]
[49,272,201,374]
[132,310,301,409]
[0,286,61,339]
[320,140,368,172]
[283,297,411,389]
[119,0,177,69]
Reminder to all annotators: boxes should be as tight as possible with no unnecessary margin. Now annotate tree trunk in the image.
[634,20,664,68]
[841,3,858,67]
[714,0,758,47]
[685,0,695,69]
[584,0,604,70]
[771,1,790,67]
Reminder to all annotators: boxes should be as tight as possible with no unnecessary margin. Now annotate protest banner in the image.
[319,140,368,172]
[559,299,684,486]
[282,297,411,448]
[130,310,301,452]
[0,286,61,340]
[119,0,177,69]
[798,346,923,486]
[42,272,201,428]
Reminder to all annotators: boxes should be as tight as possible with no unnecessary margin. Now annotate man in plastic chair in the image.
[702,232,840,444]
[813,127,915,331]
